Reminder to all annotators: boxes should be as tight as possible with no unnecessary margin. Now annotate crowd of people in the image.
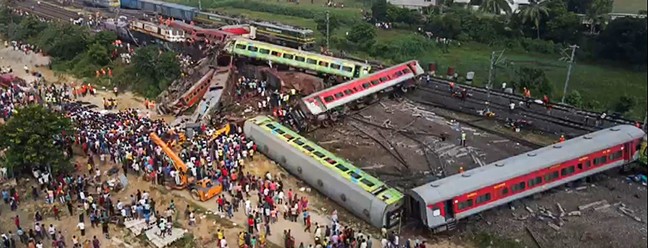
[234,75,300,130]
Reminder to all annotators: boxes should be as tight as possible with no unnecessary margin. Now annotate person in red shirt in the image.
[247,216,254,233]
[217,196,224,212]
[53,205,60,220]
[14,215,20,229]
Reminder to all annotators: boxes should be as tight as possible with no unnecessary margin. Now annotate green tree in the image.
[518,0,549,39]
[545,12,582,44]
[0,105,73,177]
[564,90,583,107]
[515,66,552,96]
[315,13,341,38]
[346,22,377,48]
[371,0,389,22]
[478,0,512,15]
[87,43,110,66]
[613,95,636,115]
[125,46,181,97]
[597,17,647,64]
[92,31,118,49]
[585,0,612,34]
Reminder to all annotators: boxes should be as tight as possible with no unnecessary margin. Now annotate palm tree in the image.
[518,0,549,39]
[479,0,513,15]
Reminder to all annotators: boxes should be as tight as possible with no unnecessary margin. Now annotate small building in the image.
[386,0,439,10]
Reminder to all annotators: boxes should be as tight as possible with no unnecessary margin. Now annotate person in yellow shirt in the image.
[238,231,245,247]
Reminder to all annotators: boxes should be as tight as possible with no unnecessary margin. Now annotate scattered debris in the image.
[575,186,588,191]
[593,203,611,211]
[547,222,561,231]
[567,211,581,216]
[525,206,535,214]
[578,200,608,210]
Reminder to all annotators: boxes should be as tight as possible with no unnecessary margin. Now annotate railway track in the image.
[14,0,80,21]
[417,83,598,134]
[424,76,640,127]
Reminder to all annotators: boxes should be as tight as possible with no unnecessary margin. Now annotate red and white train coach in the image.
[300,60,424,116]
[408,125,645,232]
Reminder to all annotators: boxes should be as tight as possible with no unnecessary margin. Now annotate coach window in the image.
[324,96,335,103]
[319,61,329,67]
[283,134,295,141]
[331,64,341,70]
[313,151,326,158]
[511,182,526,192]
[334,93,344,99]
[342,66,353,72]
[476,193,491,204]
[544,171,559,182]
[501,187,509,196]
[561,166,575,177]
[274,129,285,135]
[609,151,622,160]
[235,44,247,49]
[577,163,583,170]
[528,177,542,187]
[335,164,349,172]
[380,77,389,82]
[458,199,474,210]
[283,54,294,59]
[271,51,280,56]
[324,158,336,165]
[371,80,381,86]
[265,124,276,129]
[348,171,362,179]
[295,56,305,62]
[362,83,371,89]
[585,161,592,168]
[306,58,318,65]
[402,68,411,74]
[247,46,258,52]
[361,179,375,187]
[594,156,607,165]
[259,48,270,54]
[294,139,305,146]
[344,89,354,95]
[302,145,315,152]
[395,71,403,77]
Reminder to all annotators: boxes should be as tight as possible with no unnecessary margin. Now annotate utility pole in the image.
[326,10,330,50]
[561,44,579,103]
[486,50,505,101]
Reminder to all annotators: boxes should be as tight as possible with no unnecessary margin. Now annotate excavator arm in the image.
[149,132,189,187]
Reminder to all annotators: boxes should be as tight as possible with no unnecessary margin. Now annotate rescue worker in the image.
[460,131,467,147]
[559,135,565,143]
[449,82,455,92]
[459,167,464,174]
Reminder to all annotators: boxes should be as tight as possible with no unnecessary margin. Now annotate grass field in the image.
[612,0,647,13]
[175,0,647,120]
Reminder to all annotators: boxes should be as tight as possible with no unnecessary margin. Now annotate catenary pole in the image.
[561,45,578,103]
[326,11,330,50]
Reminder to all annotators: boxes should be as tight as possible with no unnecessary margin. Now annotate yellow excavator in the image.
[149,132,223,201]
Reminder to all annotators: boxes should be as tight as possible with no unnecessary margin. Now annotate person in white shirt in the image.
[77,222,85,236]
[219,238,227,248]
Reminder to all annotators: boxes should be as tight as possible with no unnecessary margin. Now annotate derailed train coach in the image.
[407,125,645,232]
[244,116,405,229]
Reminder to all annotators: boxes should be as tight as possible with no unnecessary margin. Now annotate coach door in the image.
[624,142,633,161]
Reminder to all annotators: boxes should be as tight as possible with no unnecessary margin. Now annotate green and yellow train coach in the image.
[225,37,371,79]
[243,115,405,228]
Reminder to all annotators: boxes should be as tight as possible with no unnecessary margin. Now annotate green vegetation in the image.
[0,105,74,177]
[0,7,181,98]
[179,0,646,119]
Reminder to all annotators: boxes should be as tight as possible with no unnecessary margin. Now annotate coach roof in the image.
[409,125,645,204]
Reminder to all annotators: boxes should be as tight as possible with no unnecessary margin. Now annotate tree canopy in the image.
[0,105,74,177]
